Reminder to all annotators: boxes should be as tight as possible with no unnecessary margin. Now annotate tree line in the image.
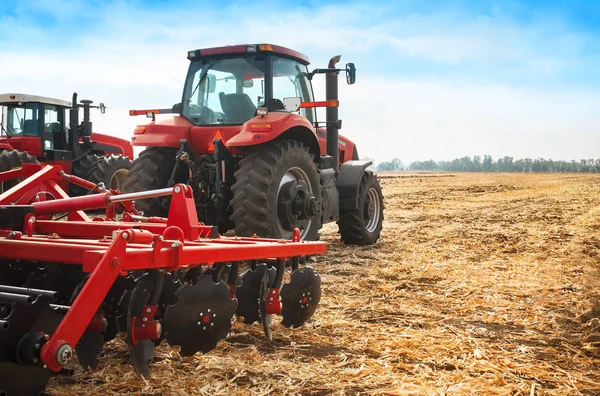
[376,156,600,173]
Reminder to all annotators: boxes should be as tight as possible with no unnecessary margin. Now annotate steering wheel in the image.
[188,104,210,123]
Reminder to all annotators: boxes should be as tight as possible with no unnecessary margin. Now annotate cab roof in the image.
[0,93,71,108]
[186,43,310,65]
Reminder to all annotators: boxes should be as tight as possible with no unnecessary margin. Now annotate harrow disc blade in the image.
[280,267,322,328]
[258,266,277,342]
[163,276,236,356]
[103,274,136,342]
[126,274,154,379]
[152,273,181,346]
[75,332,104,371]
[235,264,269,324]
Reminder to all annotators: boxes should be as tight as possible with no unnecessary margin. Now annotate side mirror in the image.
[242,79,254,88]
[346,63,356,85]
[207,74,216,93]
[99,103,106,114]
[282,97,301,112]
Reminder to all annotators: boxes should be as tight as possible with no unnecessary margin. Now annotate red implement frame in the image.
[0,163,326,372]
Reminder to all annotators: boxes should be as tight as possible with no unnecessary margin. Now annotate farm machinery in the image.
[0,161,325,395]
[125,43,384,245]
[0,92,133,195]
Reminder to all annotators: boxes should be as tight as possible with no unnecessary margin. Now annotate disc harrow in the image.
[0,163,326,395]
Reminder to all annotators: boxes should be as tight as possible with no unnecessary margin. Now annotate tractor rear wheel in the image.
[0,150,39,193]
[337,171,384,245]
[123,147,178,217]
[230,139,322,241]
[70,153,101,195]
[85,154,132,191]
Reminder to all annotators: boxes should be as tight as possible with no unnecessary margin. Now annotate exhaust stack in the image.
[326,55,341,173]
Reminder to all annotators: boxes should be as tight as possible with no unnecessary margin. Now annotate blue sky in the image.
[1,0,599,163]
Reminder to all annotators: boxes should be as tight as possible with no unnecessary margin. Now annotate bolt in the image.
[197,321,201,325]
[269,297,273,301]
[33,358,39,364]
[211,323,214,327]
[8,231,16,238]
[213,313,216,318]
[174,186,181,194]
[146,308,151,313]
[56,343,73,365]
[35,344,41,349]
[121,232,129,239]
[203,326,206,330]
[171,242,179,248]
[142,317,148,322]
[207,309,211,313]
[200,312,203,316]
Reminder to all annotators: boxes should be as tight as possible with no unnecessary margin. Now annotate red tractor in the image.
[125,44,383,244]
[0,93,133,195]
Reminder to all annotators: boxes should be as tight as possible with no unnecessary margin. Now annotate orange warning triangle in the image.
[208,129,225,152]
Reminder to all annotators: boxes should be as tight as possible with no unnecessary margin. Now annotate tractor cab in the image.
[0,93,106,158]
[0,94,73,156]
[180,44,317,126]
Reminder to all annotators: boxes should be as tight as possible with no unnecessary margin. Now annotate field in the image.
[50,172,600,395]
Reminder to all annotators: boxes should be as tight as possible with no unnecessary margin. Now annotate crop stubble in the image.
[49,172,600,395]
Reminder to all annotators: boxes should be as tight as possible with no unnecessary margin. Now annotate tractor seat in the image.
[45,122,62,133]
[219,92,256,123]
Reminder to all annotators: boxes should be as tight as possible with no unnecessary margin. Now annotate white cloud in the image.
[1,0,599,164]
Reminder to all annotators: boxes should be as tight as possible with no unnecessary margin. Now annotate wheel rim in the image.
[277,167,313,240]
[364,187,381,233]
[109,169,129,191]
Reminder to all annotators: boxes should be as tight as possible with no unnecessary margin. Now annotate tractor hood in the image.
[131,116,194,148]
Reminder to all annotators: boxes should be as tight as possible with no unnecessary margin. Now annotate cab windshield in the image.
[182,55,267,125]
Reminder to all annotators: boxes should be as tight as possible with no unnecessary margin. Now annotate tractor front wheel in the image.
[337,171,384,245]
[230,139,322,241]
[85,154,132,191]
[0,150,39,193]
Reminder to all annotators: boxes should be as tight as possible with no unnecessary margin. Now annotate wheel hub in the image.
[366,198,375,220]
[278,180,317,231]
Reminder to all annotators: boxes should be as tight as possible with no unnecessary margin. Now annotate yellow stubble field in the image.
[50,172,600,395]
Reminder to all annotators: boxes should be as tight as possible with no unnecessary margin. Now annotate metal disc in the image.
[163,276,236,356]
[75,332,104,371]
[152,273,181,346]
[258,267,277,342]
[103,274,136,342]
[235,264,268,324]
[126,274,154,379]
[280,267,322,328]
[69,275,103,371]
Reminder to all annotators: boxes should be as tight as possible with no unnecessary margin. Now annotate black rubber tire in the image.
[122,147,178,217]
[0,150,39,193]
[84,154,132,191]
[230,139,322,240]
[337,171,384,245]
[70,153,101,196]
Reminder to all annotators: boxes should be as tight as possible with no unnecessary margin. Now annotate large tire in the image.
[337,171,384,245]
[84,154,132,191]
[123,147,178,217]
[70,153,101,196]
[0,150,39,193]
[230,139,322,241]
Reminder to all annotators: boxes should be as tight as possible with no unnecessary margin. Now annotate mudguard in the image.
[336,160,373,210]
